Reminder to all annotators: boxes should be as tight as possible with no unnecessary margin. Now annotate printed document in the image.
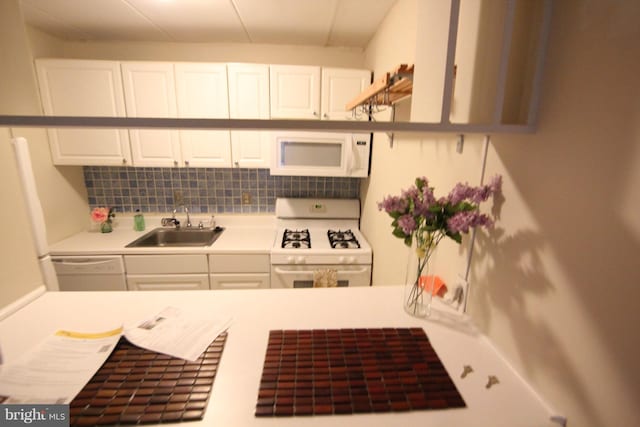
[124,307,232,362]
[0,327,122,404]
[0,306,230,403]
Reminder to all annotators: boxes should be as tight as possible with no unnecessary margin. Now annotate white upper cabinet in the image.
[269,65,371,121]
[228,63,271,168]
[230,131,271,168]
[269,65,321,119]
[35,59,371,169]
[121,62,181,167]
[321,68,371,121]
[174,63,231,167]
[35,59,132,166]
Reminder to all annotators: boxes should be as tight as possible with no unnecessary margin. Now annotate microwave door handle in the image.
[347,139,358,174]
[274,267,369,276]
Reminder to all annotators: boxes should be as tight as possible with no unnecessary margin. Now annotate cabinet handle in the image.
[122,158,127,164]
[174,160,178,167]
[312,111,318,117]
[323,113,329,119]
[234,161,239,167]
[185,160,190,167]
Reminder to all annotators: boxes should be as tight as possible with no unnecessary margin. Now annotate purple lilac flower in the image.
[401,185,420,204]
[422,185,436,206]
[397,214,417,235]
[447,211,494,234]
[448,176,502,205]
[470,186,491,204]
[377,195,407,213]
[413,200,432,217]
[447,182,474,205]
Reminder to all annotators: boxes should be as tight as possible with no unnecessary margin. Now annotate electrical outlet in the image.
[450,274,469,311]
[174,190,184,205]
[456,134,464,153]
[241,192,252,205]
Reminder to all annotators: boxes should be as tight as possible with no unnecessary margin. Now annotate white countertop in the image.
[49,215,277,255]
[0,286,556,427]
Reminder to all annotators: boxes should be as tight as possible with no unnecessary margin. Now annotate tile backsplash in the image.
[84,166,360,214]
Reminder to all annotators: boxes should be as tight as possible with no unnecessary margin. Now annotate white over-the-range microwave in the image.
[270,132,371,177]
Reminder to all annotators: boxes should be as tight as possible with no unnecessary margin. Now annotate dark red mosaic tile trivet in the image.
[69,332,227,426]
[255,328,465,417]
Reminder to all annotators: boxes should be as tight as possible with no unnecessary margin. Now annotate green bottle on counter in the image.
[134,209,145,231]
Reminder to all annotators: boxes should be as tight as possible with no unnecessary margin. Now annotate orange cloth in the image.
[418,275,447,297]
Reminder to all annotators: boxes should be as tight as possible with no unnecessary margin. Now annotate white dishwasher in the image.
[52,255,127,291]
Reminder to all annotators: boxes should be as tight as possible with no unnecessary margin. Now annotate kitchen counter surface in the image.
[49,215,277,255]
[0,286,558,427]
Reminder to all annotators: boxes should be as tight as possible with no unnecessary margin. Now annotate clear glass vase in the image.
[403,241,438,318]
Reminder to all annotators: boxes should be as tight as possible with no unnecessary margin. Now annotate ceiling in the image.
[20,0,397,48]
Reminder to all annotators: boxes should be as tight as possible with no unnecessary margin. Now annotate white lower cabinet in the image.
[209,254,270,289]
[122,253,270,291]
[124,254,210,290]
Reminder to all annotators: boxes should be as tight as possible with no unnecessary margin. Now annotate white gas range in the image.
[270,198,372,288]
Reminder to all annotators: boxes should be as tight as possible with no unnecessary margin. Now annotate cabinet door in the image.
[321,68,371,121]
[230,132,270,168]
[228,64,271,168]
[121,62,180,167]
[127,274,210,291]
[210,273,270,289]
[175,63,231,167]
[36,59,132,166]
[269,65,320,119]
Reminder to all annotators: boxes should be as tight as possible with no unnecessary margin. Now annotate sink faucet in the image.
[172,205,192,228]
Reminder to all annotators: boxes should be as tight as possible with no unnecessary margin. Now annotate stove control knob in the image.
[348,256,357,263]
[296,256,306,264]
[339,256,346,263]
[287,256,295,264]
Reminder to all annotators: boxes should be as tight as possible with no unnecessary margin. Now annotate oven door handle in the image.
[273,267,369,276]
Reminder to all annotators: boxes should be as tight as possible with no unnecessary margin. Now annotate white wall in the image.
[0,0,88,309]
[0,1,46,308]
[362,0,640,426]
[0,126,43,308]
[470,1,640,426]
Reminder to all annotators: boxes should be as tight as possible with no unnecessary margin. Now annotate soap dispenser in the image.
[134,209,145,231]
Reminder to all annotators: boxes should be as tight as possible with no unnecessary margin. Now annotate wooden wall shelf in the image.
[345,64,414,112]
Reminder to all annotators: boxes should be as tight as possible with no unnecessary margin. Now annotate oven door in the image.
[270,264,371,288]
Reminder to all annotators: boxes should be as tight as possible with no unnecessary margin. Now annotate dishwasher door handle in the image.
[53,259,116,267]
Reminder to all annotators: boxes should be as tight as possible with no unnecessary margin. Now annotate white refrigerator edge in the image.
[11,137,60,292]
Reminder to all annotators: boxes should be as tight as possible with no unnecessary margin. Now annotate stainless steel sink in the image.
[126,226,224,248]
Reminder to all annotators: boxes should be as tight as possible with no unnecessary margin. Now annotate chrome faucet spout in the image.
[172,205,191,228]
[184,207,192,228]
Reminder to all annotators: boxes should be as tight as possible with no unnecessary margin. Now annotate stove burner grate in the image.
[327,229,360,249]
[282,229,311,249]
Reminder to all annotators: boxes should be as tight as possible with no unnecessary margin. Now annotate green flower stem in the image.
[406,232,445,315]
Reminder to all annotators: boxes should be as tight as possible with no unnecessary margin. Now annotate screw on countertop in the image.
[461,365,474,378]
[486,375,500,389]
